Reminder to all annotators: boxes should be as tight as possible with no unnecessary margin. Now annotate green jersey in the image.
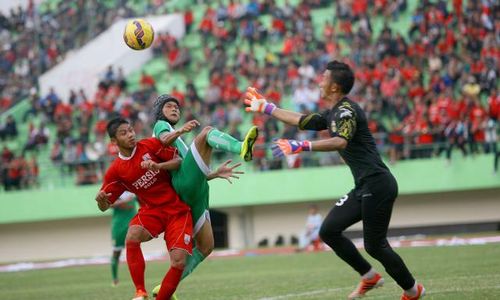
[153,120,189,158]
[152,119,210,234]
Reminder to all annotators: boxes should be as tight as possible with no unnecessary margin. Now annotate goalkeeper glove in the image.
[271,139,312,157]
[244,87,276,115]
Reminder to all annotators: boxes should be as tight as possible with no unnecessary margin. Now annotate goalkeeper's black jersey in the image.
[298,97,389,186]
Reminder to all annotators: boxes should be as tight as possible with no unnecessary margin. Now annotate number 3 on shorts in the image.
[336,194,348,206]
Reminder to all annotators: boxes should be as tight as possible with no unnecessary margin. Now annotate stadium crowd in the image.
[150,0,499,169]
[0,0,499,191]
[0,0,163,114]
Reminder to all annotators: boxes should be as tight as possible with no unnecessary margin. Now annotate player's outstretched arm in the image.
[95,190,112,212]
[271,137,347,157]
[140,157,182,171]
[207,159,244,184]
[244,87,303,126]
[309,137,348,151]
[158,120,200,146]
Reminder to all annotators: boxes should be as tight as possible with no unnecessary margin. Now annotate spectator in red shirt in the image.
[140,71,156,91]
[171,87,185,107]
[265,82,282,105]
[199,12,214,43]
[389,123,405,164]
[485,91,498,156]
[94,117,108,138]
[184,8,194,33]
[468,99,487,153]
[487,88,499,121]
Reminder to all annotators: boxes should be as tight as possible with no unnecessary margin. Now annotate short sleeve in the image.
[142,137,178,162]
[155,145,178,162]
[153,120,173,138]
[298,110,329,131]
[333,104,357,141]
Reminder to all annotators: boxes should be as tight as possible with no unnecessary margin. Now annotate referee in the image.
[244,60,425,300]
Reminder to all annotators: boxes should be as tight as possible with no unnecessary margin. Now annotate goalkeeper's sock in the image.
[361,268,377,280]
[111,254,119,283]
[181,247,206,280]
[126,240,146,293]
[206,128,242,154]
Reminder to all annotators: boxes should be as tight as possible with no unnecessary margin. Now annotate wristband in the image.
[264,103,277,115]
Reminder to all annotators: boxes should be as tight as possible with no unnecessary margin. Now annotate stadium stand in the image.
[0,0,498,192]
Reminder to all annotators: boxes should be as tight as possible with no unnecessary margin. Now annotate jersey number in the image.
[336,194,349,207]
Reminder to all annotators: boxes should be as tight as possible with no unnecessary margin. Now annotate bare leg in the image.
[195,220,215,257]
[194,126,214,167]
[180,220,214,280]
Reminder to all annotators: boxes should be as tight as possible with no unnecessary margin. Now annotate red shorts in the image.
[130,205,193,254]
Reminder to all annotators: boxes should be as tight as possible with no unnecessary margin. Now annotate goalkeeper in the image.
[149,94,258,297]
[244,61,425,300]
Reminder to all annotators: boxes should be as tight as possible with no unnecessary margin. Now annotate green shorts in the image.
[171,143,210,235]
[111,209,136,250]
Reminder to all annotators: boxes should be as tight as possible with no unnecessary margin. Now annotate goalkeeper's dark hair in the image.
[107,117,129,138]
[326,60,355,95]
[152,94,180,125]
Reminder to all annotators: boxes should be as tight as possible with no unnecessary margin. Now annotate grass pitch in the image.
[1,244,499,300]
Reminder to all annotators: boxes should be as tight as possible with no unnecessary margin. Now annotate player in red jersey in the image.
[95,117,190,300]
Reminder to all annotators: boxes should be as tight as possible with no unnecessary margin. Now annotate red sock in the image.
[156,266,184,300]
[126,240,146,293]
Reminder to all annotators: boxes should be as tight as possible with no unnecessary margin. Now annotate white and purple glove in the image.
[271,139,312,157]
[244,87,276,115]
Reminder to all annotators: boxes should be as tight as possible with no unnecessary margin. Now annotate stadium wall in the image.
[221,188,500,250]
[1,155,499,262]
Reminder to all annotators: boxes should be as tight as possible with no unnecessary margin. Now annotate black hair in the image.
[151,94,180,124]
[106,117,129,138]
[326,60,355,95]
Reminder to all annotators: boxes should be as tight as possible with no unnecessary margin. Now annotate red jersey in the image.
[488,95,499,119]
[101,138,188,213]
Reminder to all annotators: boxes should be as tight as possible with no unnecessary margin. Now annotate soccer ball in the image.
[123,19,154,50]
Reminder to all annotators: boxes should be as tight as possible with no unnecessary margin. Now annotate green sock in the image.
[206,129,242,154]
[111,256,119,281]
[181,247,205,280]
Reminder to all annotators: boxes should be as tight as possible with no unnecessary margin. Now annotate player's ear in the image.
[329,82,339,94]
[110,137,118,145]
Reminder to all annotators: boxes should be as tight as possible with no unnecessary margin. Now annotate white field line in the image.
[258,274,500,300]
[1,236,500,273]
[369,285,500,299]
[257,287,350,300]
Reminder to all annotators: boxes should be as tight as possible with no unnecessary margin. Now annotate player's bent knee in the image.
[170,258,186,270]
[201,126,213,138]
[169,251,187,269]
[364,242,385,258]
[319,224,333,241]
[201,126,213,133]
[126,225,151,242]
[194,126,213,145]
[319,224,343,246]
[198,242,214,257]
[171,259,186,270]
